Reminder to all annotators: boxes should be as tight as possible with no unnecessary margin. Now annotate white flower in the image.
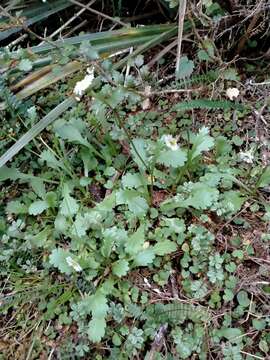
[143,277,151,287]
[66,256,82,272]
[226,87,240,100]
[143,241,150,249]
[142,98,151,110]
[162,134,179,151]
[239,150,254,164]
[73,67,95,100]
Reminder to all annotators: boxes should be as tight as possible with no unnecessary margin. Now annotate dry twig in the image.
[175,0,187,78]
[68,0,127,27]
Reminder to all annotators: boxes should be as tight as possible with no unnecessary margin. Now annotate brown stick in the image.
[236,5,261,54]
[175,0,187,78]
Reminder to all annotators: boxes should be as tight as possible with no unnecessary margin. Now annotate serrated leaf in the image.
[107,88,127,108]
[130,138,149,170]
[197,39,215,62]
[27,227,51,248]
[96,192,116,212]
[54,214,69,233]
[0,166,21,182]
[176,56,194,79]
[28,200,49,215]
[45,192,58,208]
[18,59,33,72]
[116,189,148,216]
[223,289,234,302]
[40,150,66,171]
[49,248,72,275]
[258,167,270,188]
[121,173,143,189]
[236,291,250,307]
[133,248,155,266]
[100,278,115,295]
[87,318,106,342]
[221,191,246,213]
[27,106,37,121]
[80,147,98,176]
[154,239,177,255]
[103,226,127,247]
[157,148,187,168]
[223,68,240,81]
[30,178,46,199]
[184,182,219,209]
[71,213,89,238]
[79,41,99,60]
[56,124,90,148]
[88,292,108,318]
[190,127,214,159]
[81,291,109,340]
[162,217,186,234]
[128,196,148,216]
[101,237,114,258]
[84,210,103,228]
[112,259,129,277]
[6,200,28,214]
[60,184,79,217]
[125,225,145,255]
[198,49,211,61]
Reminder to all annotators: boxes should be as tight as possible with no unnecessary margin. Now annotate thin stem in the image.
[90,90,153,203]
[0,5,63,52]
[175,0,187,78]
[91,91,148,170]
[68,0,128,27]
[0,97,76,167]
[38,0,97,44]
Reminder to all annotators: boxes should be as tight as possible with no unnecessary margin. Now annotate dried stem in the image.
[175,0,187,78]
[68,0,128,27]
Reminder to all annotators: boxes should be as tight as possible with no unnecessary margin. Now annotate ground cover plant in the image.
[0,0,270,359]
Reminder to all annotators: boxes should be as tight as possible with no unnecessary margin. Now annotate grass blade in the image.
[114,26,177,69]
[14,61,81,100]
[0,0,73,41]
[29,25,175,54]
[1,27,176,105]
[0,97,76,168]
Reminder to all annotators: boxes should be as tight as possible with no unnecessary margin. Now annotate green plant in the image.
[1,2,270,358]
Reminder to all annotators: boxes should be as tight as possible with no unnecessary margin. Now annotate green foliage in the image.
[157,148,187,167]
[0,76,22,111]
[59,183,80,217]
[257,167,270,187]
[151,302,209,323]
[189,126,214,159]
[174,70,218,88]
[0,6,268,358]
[172,99,244,111]
[49,248,73,275]
[176,56,194,79]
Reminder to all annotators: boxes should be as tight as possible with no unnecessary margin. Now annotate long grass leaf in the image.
[114,26,177,69]
[29,25,175,54]
[0,97,76,168]
[0,25,178,165]
[0,0,73,41]
[2,33,165,105]
[14,61,81,100]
